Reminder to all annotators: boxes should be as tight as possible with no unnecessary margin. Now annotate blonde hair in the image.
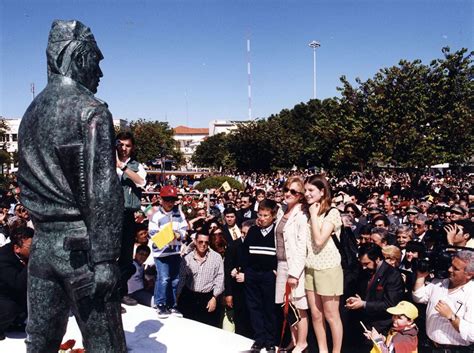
[284,176,305,203]
[382,245,402,262]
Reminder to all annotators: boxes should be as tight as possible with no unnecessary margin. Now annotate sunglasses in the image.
[197,240,209,245]
[283,187,302,196]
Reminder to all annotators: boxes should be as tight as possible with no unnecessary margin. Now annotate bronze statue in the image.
[18,20,126,352]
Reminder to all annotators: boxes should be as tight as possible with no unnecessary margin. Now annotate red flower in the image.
[59,339,76,350]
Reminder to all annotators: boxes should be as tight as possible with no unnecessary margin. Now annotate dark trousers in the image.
[178,286,220,327]
[118,210,136,297]
[232,284,254,339]
[0,297,25,332]
[245,268,276,346]
[427,341,474,353]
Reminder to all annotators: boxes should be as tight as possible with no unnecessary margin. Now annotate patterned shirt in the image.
[412,278,474,346]
[177,248,224,297]
[305,207,342,270]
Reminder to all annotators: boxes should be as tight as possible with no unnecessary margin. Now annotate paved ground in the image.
[2,304,253,353]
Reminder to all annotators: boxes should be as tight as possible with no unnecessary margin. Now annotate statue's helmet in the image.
[46,20,103,77]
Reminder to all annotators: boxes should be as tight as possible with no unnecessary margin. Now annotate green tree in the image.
[425,47,474,165]
[191,133,234,170]
[227,120,280,172]
[196,47,473,175]
[127,119,184,167]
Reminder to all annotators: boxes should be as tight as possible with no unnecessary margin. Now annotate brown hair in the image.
[304,174,332,216]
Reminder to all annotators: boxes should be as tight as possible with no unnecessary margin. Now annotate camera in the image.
[412,247,455,279]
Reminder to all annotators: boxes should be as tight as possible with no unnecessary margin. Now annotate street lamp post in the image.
[308,40,321,100]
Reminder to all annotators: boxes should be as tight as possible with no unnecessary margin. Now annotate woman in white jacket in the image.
[275,176,309,352]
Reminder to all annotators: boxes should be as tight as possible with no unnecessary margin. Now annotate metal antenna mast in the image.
[247,37,252,120]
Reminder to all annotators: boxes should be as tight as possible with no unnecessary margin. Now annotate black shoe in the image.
[156,305,171,319]
[121,295,138,306]
[0,331,5,340]
[250,342,263,351]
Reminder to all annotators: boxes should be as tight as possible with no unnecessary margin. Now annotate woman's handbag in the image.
[278,282,301,350]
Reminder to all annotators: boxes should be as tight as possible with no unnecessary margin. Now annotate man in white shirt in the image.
[412,250,474,351]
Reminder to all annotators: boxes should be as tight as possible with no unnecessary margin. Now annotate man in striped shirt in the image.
[244,199,278,353]
[176,232,224,327]
[412,250,474,351]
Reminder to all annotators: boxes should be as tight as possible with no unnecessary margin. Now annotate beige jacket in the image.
[275,203,309,297]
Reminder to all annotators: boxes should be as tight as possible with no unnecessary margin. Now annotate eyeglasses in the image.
[347,210,355,214]
[197,240,209,245]
[414,223,425,228]
[282,187,302,196]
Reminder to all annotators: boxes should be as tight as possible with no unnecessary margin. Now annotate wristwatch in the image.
[448,314,456,322]
[121,165,128,171]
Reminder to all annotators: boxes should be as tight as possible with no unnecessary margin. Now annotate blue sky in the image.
[0,0,472,128]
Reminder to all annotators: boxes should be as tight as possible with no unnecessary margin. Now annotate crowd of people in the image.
[1,161,473,353]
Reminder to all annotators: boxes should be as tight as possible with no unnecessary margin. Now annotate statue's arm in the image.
[83,105,124,265]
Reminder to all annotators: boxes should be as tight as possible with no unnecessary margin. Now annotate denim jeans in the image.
[154,255,181,308]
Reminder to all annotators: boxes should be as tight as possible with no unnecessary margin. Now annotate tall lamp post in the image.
[308,40,321,100]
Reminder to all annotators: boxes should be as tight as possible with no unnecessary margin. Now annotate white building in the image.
[173,126,209,169]
[208,119,245,136]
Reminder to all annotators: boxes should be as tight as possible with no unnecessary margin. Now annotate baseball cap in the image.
[160,185,178,199]
[387,301,418,320]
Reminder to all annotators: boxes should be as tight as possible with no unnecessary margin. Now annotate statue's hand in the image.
[93,262,119,301]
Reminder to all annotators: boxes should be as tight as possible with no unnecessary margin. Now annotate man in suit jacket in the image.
[344,243,405,351]
[224,219,255,338]
[222,207,242,246]
[236,194,257,227]
[0,227,33,340]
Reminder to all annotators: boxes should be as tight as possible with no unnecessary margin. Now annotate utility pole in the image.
[308,41,321,100]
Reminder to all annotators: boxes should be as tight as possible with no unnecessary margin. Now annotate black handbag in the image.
[278,283,301,349]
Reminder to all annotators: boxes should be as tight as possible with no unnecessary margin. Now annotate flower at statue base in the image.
[59,339,85,352]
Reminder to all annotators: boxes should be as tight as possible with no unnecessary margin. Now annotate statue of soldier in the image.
[18,20,127,352]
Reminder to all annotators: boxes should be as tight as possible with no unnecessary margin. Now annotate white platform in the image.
[2,304,254,352]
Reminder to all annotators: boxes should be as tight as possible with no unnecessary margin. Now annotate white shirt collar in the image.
[260,224,274,236]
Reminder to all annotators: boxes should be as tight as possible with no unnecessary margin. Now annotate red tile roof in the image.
[173,126,209,135]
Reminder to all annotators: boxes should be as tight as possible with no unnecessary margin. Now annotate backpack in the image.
[324,208,359,296]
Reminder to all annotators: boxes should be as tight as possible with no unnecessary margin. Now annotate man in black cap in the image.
[18,20,126,352]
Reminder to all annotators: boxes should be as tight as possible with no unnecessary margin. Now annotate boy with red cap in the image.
[149,185,188,318]
[364,300,419,353]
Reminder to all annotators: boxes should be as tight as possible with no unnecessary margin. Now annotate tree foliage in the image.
[191,133,234,170]
[127,119,184,166]
[194,176,243,192]
[191,48,473,174]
